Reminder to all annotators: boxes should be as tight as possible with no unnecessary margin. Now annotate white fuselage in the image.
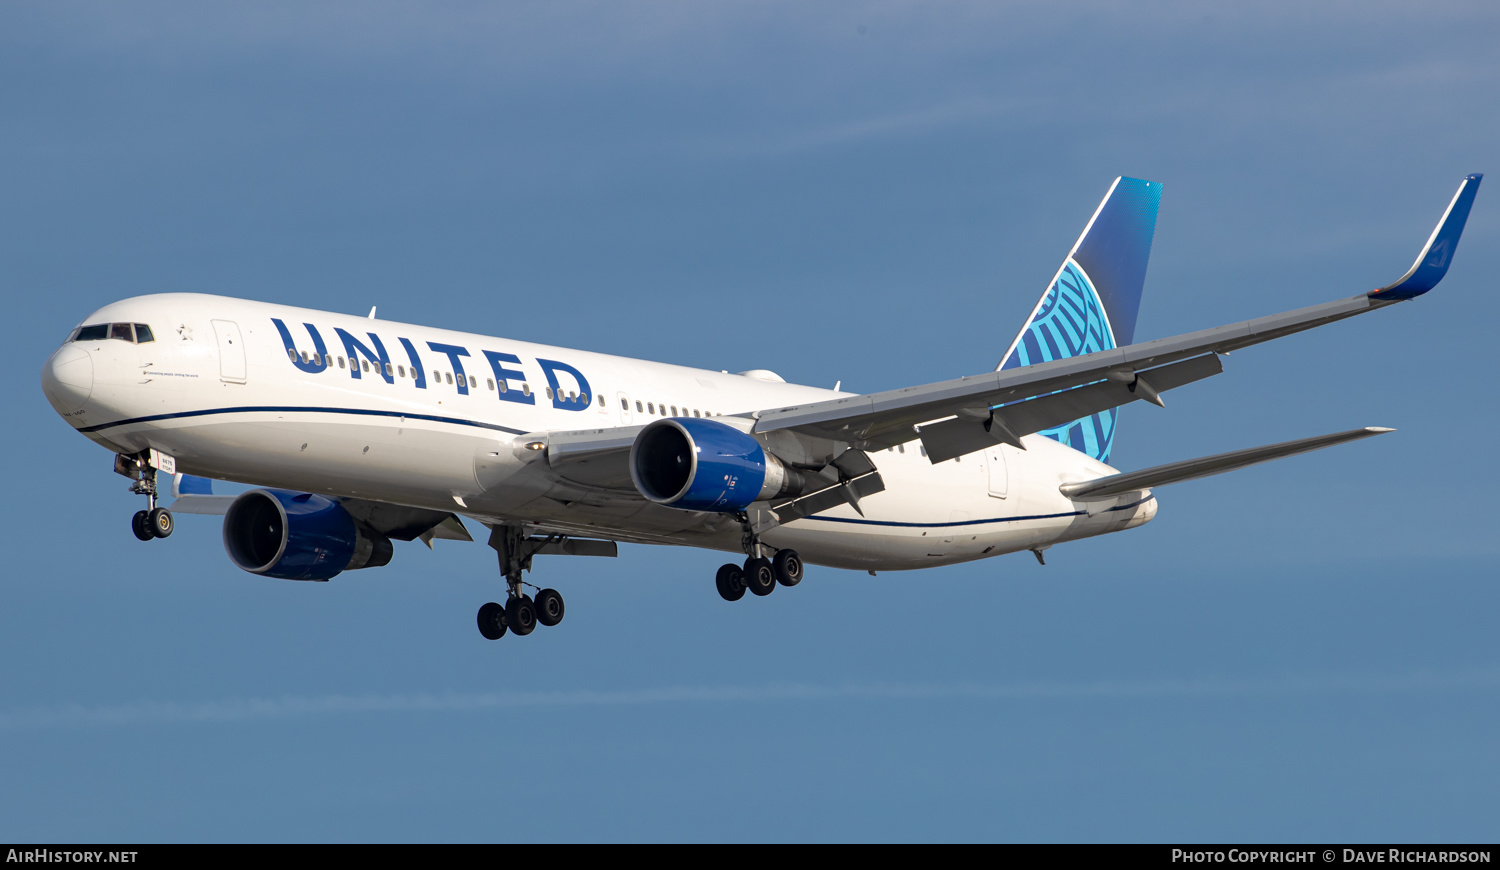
[42,293,1155,571]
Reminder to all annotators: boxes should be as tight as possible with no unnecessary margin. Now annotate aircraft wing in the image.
[1058,426,1393,500]
[751,174,1481,460]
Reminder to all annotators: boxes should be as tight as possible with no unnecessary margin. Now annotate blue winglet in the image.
[1369,173,1482,301]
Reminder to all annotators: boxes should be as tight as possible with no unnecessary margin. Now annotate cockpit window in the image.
[73,322,153,343]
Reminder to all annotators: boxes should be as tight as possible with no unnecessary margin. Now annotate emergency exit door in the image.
[212,320,247,383]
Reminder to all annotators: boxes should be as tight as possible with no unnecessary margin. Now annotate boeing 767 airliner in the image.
[40,174,1481,640]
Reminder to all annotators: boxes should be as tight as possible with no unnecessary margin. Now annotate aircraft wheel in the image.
[772,549,804,587]
[535,588,565,627]
[148,507,174,539]
[131,510,154,542]
[506,595,537,636]
[477,601,507,640]
[744,558,776,597]
[715,564,746,602]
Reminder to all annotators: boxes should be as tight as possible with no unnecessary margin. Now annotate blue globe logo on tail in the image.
[1001,259,1118,462]
[996,176,1161,465]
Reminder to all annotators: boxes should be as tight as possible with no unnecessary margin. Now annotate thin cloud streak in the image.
[5,670,1497,731]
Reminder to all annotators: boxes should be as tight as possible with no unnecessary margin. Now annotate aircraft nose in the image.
[41,344,93,415]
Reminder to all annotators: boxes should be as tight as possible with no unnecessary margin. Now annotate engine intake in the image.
[222,489,392,581]
[630,418,808,512]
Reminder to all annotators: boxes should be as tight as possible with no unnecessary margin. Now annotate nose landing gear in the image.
[116,452,173,541]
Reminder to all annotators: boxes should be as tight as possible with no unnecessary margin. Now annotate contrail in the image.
[3,669,1497,730]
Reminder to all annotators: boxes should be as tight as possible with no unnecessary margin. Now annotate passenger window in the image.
[134,324,154,343]
[339,357,346,369]
[670,405,678,416]
[445,372,453,385]
[636,401,642,412]
[288,349,298,363]
[487,379,495,391]
[432,370,440,382]
[312,353,322,365]
[302,351,310,364]
[110,323,134,342]
[398,365,405,378]
[920,445,927,457]
[898,444,905,454]
[362,360,370,373]
[384,363,392,376]
[470,376,477,389]
[522,384,531,396]
[545,387,554,400]
[568,391,576,402]
[498,380,508,393]
[621,398,628,410]
[646,403,654,414]
[598,395,605,407]
[75,324,108,341]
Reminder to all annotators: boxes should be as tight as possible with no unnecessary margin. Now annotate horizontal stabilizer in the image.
[1059,426,1393,501]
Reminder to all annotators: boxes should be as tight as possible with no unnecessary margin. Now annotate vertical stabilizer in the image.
[997,177,1162,463]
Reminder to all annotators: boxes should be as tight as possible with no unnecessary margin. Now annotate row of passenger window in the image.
[70,323,155,344]
[620,397,721,419]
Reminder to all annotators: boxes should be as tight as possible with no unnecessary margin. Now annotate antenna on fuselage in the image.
[367,306,377,319]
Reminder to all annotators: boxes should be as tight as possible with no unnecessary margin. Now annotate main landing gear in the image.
[714,511,805,602]
[476,524,567,641]
[116,453,173,542]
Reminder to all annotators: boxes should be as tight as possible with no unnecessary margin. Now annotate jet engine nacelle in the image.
[630,418,809,512]
[222,489,393,581]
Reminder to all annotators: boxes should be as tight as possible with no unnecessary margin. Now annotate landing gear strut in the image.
[475,524,567,641]
[116,452,172,541]
[714,510,805,603]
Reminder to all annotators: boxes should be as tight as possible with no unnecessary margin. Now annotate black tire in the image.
[772,549,804,587]
[535,588,565,627]
[148,507,174,539]
[477,601,507,640]
[506,595,537,636]
[131,510,153,542]
[715,563,746,602]
[744,557,776,597]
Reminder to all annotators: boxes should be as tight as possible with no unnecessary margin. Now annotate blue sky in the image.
[2,1,1497,842]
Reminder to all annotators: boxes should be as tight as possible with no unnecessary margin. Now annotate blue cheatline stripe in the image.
[77,406,528,436]
[800,496,1153,529]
